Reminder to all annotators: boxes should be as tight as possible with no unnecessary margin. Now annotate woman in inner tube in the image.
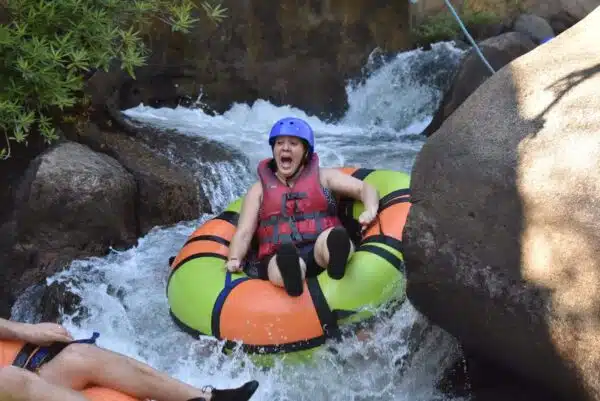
[225,117,380,297]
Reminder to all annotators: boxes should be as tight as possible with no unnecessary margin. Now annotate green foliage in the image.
[0,0,227,160]
[411,7,499,48]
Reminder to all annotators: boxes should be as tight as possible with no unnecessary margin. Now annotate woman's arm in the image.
[227,182,262,265]
[321,168,379,222]
[0,318,73,344]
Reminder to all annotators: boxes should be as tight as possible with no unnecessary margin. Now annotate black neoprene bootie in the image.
[326,226,351,280]
[275,242,304,297]
[188,380,259,401]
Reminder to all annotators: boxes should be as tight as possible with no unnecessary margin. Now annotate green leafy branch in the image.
[0,0,228,160]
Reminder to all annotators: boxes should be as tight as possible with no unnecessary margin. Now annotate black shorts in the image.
[13,341,72,372]
[12,332,100,373]
[257,242,324,280]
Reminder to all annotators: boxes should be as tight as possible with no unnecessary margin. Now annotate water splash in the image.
[343,42,465,134]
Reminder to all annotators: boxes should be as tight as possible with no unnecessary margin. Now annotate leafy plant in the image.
[0,0,228,160]
[411,6,499,48]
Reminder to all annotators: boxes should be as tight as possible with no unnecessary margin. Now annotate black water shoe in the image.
[276,242,304,297]
[327,226,351,280]
[189,380,259,401]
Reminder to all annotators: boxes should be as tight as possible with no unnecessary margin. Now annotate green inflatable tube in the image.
[166,167,410,366]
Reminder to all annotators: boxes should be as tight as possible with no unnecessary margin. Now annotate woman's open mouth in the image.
[280,156,293,169]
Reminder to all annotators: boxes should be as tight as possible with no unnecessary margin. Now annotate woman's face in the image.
[273,135,306,178]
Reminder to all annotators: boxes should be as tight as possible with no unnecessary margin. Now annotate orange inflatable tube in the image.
[0,339,138,401]
[169,209,327,351]
[167,167,411,356]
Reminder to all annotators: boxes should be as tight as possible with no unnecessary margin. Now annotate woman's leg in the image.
[314,226,355,279]
[37,343,258,401]
[266,225,355,294]
[266,245,307,297]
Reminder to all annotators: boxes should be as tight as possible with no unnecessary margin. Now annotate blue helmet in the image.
[268,117,314,154]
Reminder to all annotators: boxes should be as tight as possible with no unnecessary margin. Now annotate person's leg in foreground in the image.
[37,342,258,401]
[0,365,89,401]
[0,319,259,401]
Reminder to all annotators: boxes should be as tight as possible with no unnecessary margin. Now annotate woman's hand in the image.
[226,258,243,273]
[321,169,380,227]
[17,322,73,346]
[358,208,378,231]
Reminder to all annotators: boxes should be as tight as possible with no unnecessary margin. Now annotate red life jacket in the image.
[256,153,342,259]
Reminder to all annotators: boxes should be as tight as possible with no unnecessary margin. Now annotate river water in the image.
[13,42,469,401]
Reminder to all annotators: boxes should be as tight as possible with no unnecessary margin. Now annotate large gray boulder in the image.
[513,13,555,44]
[1,142,137,316]
[75,123,206,234]
[403,5,600,400]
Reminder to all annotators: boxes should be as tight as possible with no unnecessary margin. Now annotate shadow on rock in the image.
[531,62,600,134]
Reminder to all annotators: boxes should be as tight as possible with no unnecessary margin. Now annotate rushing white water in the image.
[12,42,468,401]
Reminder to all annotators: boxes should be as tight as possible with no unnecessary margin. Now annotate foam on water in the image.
[123,42,463,174]
[12,42,467,400]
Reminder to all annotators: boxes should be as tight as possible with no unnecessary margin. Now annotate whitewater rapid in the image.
[12,42,468,401]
